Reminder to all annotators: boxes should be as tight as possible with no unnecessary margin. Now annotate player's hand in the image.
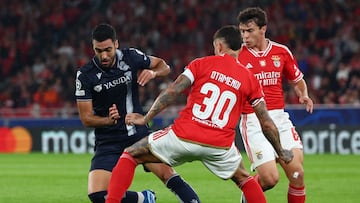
[125,113,146,126]
[137,69,156,86]
[108,104,120,125]
[299,96,313,113]
[279,149,294,164]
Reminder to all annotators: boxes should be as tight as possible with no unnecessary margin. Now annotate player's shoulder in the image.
[121,47,145,57]
[195,54,228,63]
[76,58,104,81]
[189,55,227,70]
[184,56,215,75]
[193,55,211,61]
[120,47,150,64]
[187,55,209,66]
[269,40,293,54]
[78,59,96,74]
[270,40,288,49]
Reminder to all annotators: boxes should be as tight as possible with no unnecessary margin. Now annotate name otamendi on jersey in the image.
[210,70,241,90]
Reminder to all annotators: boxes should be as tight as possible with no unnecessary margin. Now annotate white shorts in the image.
[239,109,303,171]
[148,127,242,179]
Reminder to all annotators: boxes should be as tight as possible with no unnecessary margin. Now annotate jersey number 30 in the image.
[192,83,237,128]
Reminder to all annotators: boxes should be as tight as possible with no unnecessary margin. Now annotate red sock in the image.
[239,176,267,203]
[106,152,138,203]
[288,185,306,203]
[253,174,261,187]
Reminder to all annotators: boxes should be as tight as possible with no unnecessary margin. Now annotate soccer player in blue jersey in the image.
[75,23,200,203]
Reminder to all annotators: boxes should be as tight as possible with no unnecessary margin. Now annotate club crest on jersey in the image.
[271,55,281,68]
[259,60,266,67]
[256,151,263,160]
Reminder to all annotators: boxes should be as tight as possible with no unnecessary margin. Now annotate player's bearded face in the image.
[93,39,119,68]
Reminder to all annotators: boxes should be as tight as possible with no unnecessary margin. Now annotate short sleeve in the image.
[75,70,92,100]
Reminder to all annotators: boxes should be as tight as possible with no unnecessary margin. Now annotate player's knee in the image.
[261,173,279,190]
[88,190,107,203]
[290,169,305,186]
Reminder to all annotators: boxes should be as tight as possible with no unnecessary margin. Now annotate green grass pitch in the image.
[0,153,359,203]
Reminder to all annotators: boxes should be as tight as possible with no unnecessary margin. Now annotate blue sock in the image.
[88,190,138,203]
[166,174,201,203]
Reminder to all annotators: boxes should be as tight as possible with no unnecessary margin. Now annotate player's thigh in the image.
[240,114,277,171]
[88,152,121,194]
[278,127,303,151]
[148,127,189,166]
[247,140,277,172]
[202,144,241,180]
[271,111,303,150]
[255,160,279,182]
[88,169,112,194]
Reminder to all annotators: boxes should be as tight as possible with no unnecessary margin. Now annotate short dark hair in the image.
[237,7,267,28]
[213,25,242,51]
[92,23,117,42]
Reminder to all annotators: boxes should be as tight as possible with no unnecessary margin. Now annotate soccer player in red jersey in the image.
[105,25,293,203]
[237,7,314,203]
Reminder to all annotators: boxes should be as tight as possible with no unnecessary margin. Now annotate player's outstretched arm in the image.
[293,79,314,113]
[126,74,191,126]
[253,101,294,163]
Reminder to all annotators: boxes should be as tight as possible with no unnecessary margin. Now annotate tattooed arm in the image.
[125,74,191,126]
[253,101,294,163]
[144,74,191,122]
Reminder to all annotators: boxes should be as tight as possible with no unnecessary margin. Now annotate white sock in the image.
[137,192,144,203]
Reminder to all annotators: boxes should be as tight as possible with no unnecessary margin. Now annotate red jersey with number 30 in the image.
[238,40,303,113]
[172,54,264,148]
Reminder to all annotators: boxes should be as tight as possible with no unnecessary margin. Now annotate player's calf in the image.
[166,174,201,203]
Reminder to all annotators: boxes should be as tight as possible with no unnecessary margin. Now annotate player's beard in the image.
[101,56,115,69]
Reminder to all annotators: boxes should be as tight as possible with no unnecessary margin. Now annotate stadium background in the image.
[0,0,359,154]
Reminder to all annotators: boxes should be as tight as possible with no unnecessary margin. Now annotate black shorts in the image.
[90,151,121,171]
[90,135,150,172]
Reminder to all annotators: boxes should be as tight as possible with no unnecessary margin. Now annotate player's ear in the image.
[213,39,222,55]
[260,25,267,34]
[114,40,119,49]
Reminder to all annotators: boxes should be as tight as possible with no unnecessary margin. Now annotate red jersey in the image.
[172,54,264,148]
[238,40,303,113]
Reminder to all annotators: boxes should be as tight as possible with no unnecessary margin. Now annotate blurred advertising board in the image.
[0,106,359,154]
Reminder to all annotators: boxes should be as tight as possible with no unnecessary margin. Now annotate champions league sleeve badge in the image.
[75,79,85,96]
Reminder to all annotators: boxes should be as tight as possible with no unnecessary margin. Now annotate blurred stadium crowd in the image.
[0,0,359,117]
